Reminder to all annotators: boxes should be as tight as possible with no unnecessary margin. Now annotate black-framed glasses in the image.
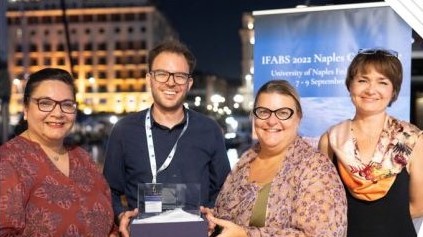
[30,97,77,114]
[253,107,294,120]
[358,48,398,57]
[149,69,191,85]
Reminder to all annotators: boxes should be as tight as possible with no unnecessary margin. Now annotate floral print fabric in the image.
[0,136,115,237]
[328,116,423,201]
[214,137,347,237]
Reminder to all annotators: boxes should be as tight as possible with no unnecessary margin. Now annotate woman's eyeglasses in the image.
[358,48,398,57]
[252,107,294,120]
[30,97,77,114]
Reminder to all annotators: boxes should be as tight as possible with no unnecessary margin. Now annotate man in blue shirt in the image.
[103,39,231,237]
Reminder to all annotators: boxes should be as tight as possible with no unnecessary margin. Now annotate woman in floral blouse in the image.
[0,68,117,236]
[202,80,347,237]
[319,48,423,237]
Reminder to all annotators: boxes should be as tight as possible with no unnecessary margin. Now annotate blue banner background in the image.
[254,4,412,144]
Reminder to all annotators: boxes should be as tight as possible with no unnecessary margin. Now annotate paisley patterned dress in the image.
[0,136,116,237]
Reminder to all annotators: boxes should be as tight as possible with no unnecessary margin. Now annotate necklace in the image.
[26,131,66,162]
[50,152,61,162]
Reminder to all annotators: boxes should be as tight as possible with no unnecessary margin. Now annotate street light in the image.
[12,78,23,93]
[233,94,244,103]
[210,94,225,113]
[210,94,225,104]
[194,96,201,107]
[109,115,119,124]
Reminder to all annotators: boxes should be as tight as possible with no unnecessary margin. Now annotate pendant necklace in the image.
[50,152,61,162]
[26,131,65,162]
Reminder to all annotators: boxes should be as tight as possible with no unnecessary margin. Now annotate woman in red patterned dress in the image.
[0,68,117,237]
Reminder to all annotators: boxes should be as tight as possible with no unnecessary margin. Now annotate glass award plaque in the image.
[137,183,201,220]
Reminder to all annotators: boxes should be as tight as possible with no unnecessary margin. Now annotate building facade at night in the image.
[6,0,176,124]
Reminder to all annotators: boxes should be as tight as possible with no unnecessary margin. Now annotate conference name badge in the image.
[144,183,163,213]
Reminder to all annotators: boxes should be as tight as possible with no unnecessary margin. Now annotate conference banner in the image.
[253,2,412,146]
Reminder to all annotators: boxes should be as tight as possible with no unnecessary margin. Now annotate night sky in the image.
[155,0,380,80]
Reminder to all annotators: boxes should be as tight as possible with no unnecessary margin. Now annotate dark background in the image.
[155,0,382,79]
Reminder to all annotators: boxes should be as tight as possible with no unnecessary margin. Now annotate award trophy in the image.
[130,183,207,237]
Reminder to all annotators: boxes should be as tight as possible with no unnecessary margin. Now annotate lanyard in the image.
[145,108,189,183]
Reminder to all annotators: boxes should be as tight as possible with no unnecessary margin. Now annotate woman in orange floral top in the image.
[0,68,117,236]
[319,48,423,237]
[202,80,347,237]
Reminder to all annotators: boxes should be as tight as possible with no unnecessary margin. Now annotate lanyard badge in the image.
[145,108,189,183]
